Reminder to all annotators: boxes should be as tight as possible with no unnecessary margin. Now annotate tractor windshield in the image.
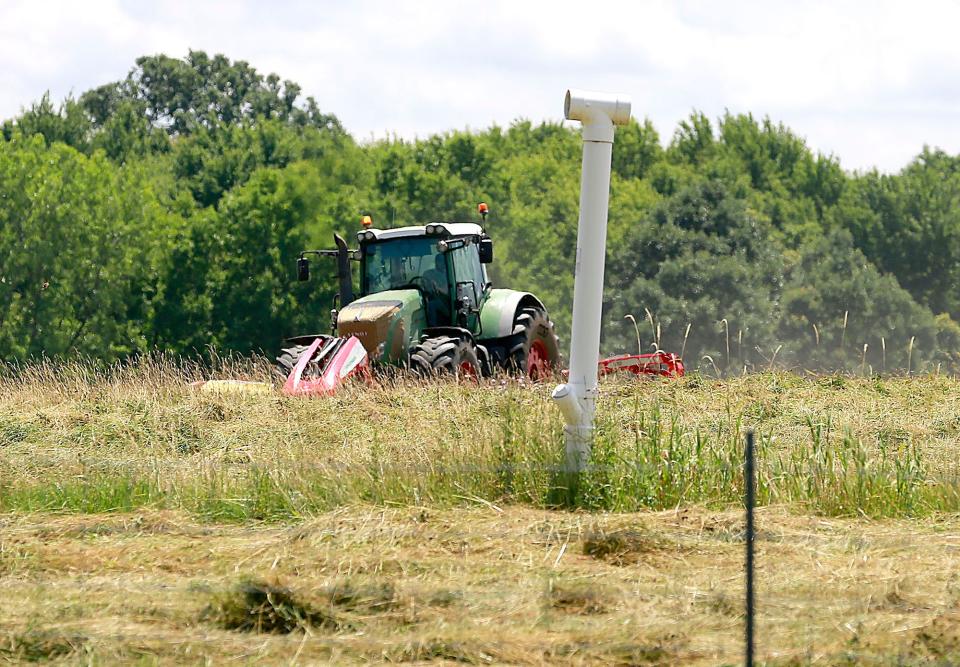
[363,237,448,296]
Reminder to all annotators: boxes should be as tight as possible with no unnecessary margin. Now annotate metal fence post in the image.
[745,429,756,667]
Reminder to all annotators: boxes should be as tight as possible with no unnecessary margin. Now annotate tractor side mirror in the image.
[479,238,493,264]
[297,257,310,282]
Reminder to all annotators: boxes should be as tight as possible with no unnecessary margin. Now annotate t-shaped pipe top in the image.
[564,89,632,143]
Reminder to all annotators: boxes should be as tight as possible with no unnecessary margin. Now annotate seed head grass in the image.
[2,357,960,520]
[4,358,960,663]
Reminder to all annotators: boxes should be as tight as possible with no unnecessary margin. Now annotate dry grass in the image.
[2,361,960,662]
[2,361,960,518]
[204,579,347,633]
[1,506,960,664]
[582,528,664,565]
[546,578,617,615]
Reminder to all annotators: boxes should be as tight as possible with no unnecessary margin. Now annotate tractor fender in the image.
[479,289,548,338]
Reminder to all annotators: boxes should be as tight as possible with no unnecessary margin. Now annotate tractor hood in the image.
[336,289,426,363]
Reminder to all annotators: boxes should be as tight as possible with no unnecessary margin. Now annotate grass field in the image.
[3,360,960,664]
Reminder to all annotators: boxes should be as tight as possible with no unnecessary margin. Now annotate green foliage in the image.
[172,121,301,208]
[0,136,174,359]
[1,93,93,152]
[153,163,339,354]
[668,111,715,165]
[0,51,959,372]
[611,118,662,180]
[85,50,343,137]
[605,181,783,370]
[836,149,960,320]
[778,229,938,371]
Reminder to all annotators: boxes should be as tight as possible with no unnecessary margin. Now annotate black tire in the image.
[508,307,561,378]
[410,336,481,377]
[476,344,492,378]
[276,344,310,376]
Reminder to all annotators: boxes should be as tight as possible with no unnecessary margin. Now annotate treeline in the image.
[2,50,959,373]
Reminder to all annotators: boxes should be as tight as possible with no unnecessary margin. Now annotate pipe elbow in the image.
[552,383,583,426]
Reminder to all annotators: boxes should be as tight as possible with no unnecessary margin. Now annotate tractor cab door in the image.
[421,251,452,326]
[448,242,486,334]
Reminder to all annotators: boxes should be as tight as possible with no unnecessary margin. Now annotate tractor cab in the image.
[357,222,492,331]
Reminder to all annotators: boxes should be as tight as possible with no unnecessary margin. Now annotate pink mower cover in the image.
[282,335,370,397]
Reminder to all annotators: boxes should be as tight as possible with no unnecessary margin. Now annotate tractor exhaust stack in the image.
[552,89,632,472]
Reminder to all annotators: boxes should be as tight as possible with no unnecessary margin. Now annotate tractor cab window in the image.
[363,237,446,293]
[363,237,451,323]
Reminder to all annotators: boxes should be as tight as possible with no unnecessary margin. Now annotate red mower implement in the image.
[598,351,685,378]
[280,335,370,397]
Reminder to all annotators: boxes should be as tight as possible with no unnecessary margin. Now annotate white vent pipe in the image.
[552,89,632,472]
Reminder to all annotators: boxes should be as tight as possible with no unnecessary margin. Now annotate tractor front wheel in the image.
[410,336,481,378]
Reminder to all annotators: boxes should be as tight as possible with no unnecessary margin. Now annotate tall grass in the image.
[578,406,955,517]
[1,359,958,521]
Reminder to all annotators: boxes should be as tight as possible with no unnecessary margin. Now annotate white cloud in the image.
[1,0,959,172]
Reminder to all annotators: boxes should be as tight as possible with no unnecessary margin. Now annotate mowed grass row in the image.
[8,506,960,665]
[2,358,960,520]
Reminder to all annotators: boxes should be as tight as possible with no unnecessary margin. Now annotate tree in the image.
[1,93,92,152]
[778,229,939,372]
[2,50,959,371]
[82,50,343,137]
[0,136,172,359]
[604,181,783,371]
[837,149,960,320]
[668,111,715,165]
[611,118,662,181]
[152,162,348,355]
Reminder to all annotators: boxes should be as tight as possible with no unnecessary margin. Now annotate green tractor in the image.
[279,208,560,393]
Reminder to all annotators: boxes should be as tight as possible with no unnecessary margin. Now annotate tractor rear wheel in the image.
[509,307,560,379]
[410,336,481,378]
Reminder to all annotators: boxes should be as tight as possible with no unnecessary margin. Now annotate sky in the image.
[2,0,959,173]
